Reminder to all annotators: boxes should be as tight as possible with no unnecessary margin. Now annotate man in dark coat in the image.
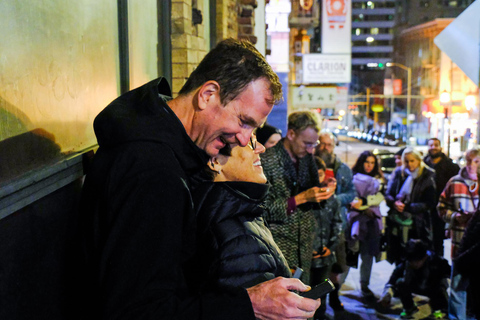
[79,39,320,320]
[424,138,460,256]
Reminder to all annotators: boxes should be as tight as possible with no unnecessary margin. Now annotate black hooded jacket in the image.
[190,181,291,290]
[79,78,255,320]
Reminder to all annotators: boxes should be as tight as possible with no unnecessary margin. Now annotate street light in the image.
[386,62,412,143]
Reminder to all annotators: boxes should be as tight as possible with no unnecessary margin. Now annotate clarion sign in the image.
[302,54,351,84]
[307,61,347,72]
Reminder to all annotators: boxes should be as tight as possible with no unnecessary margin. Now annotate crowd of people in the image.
[77,38,479,320]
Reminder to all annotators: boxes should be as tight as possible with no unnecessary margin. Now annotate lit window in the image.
[371,28,379,35]
[366,36,374,43]
[356,28,361,35]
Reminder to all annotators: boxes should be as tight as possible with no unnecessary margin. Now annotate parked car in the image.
[372,148,397,179]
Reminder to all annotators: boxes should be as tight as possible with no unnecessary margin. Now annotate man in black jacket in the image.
[378,239,450,319]
[79,39,320,320]
[424,138,460,256]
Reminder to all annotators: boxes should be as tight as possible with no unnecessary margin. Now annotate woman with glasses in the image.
[188,135,291,290]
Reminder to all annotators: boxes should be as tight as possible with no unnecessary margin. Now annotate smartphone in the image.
[299,279,335,299]
[325,168,334,180]
[292,267,303,279]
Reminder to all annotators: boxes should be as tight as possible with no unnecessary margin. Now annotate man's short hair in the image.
[178,38,282,106]
[287,111,320,133]
[427,137,441,146]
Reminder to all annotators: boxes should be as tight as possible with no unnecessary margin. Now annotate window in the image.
[371,28,379,35]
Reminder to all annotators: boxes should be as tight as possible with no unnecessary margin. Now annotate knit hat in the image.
[256,124,282,146]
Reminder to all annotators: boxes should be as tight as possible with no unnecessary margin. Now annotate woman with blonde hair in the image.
[384,147,436,264]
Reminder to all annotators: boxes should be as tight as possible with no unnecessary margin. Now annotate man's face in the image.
[195,78,274,157]
[288,127,319,159]
[317,135,335,155]
[427,139,442,157]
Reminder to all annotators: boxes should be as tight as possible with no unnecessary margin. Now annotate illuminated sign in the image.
[302,54,351,83]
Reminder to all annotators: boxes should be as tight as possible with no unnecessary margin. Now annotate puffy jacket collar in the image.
[93,77,209,175]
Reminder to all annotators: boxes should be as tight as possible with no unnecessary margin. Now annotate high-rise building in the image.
[350,0,397,93]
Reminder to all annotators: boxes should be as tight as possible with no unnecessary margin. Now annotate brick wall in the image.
[238,0,257,44]
[171,0,208,94]
[170,0,260,94]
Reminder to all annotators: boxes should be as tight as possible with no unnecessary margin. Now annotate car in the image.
[372,148,397,179]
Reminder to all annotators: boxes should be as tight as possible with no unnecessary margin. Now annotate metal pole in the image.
[406,67,411,143]
[390,74,394,134]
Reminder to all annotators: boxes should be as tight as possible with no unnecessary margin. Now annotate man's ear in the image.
[286,129,296,141]
[197,81,221,111]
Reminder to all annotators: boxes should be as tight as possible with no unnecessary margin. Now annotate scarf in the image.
[396,167,420,203]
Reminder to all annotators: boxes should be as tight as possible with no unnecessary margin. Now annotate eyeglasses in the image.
[304,140,320,149]
[249,137,257,150]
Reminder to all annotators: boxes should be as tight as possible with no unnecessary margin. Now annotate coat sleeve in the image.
[262,152,294,223]
[385,169,401,208]
[327,200,343,251]
[82,145,255,320]
[407,174,437,215]
[336,165,356,208]
[437,179,458,224]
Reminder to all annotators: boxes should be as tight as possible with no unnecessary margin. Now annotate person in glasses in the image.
[261,111,335,285]
[189,135,292,292]
[79,39,320,320]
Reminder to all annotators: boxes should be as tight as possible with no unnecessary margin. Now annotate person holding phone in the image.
[438,147,480,319]
[261,111,335,285]
[315,131,356,311]
[310,156,342,320]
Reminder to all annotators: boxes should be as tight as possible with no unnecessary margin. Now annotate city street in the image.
[325,135,452,320]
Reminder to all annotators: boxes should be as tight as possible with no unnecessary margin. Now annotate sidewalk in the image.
[324,203,452,320]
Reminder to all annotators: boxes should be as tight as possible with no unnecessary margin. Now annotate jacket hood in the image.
[93,77,209,175]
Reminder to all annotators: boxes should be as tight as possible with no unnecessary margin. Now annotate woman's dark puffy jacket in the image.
[190,181,291,289]
[385,166,436,261]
